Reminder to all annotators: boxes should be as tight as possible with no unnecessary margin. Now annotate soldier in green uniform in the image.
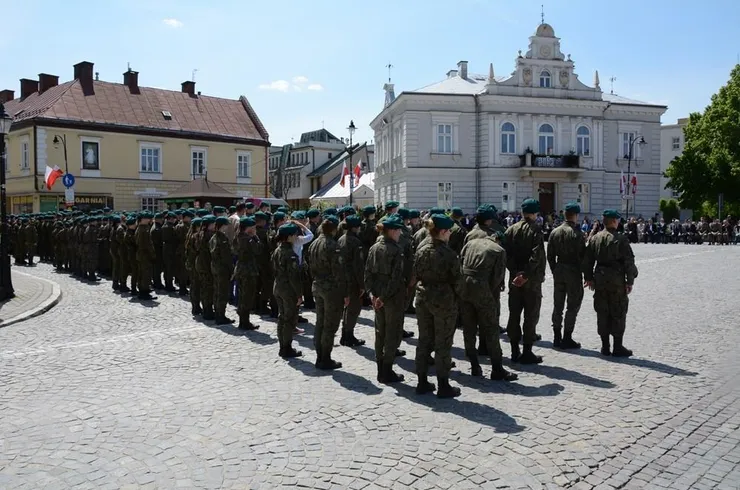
[547,202,586,349]
[210,216,235,325]
[53,220,67,272]
[175,210,193,296]
[413,214,463,398]
[583,210,639,357]
[109,215,121,290]
[197,215,217,320]
[459,232,518,381]
[464,205,500,244]
[504,198,546,364]
[23,217,38,266]
[307,215,349,370]
[365,215,407,384]
[186,217,202,315]
[272,223,303,358]
[408,209,422,235]
[448,207,468,255]
[255,211,276,316]
[161,212,178,292]
[83,216,100,281]
[359,206,378,307]
[98,215,111,277]
[150,213,165,290]
[234,216,261,330]
[396,208,416,332]
[301,208,321,310]
[135,212,157,301]
[13,218,27,265]
[411,207,445,251]
[338,215,366,348]
[124,216,138,295]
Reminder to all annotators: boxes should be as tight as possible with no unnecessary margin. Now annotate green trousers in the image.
[275,292,298,349]
[374,295,405,365]
[552,278,584,335]
[313,285,344,361]
[506,282,542,345]
[593,288,628,337]
[415,300,456,378]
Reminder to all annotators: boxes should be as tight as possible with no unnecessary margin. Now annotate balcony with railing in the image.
[519,152,584,174]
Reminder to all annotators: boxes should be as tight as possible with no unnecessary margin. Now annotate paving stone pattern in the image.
[0,245,739,489]
[0,268,58,326]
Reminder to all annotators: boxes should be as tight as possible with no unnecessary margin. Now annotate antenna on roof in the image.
[192,69,198,82]
[386,63,393,83]
[541,4,545,24]
[609,76,617,94]
[127,62,131,71]
[321,120,324,129]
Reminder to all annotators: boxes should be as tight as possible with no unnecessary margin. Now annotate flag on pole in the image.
[44,165,64,190]
[631,173,638,195]
[619,169,626,195]
[340,160,349,187]
[353,161,362,184]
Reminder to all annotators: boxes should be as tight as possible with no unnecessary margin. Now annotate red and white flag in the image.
[340,161,349,187]
[353,161,362,182]
[44,165,64,190]
[631,174,638,195]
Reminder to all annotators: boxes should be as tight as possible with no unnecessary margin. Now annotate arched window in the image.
[539,70,551,88]
[576,126,590,156]
[538,124,554,154]
[500,122,516,154]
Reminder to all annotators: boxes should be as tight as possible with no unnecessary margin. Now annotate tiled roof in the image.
[4,79,269,142]
[306,148,351,177]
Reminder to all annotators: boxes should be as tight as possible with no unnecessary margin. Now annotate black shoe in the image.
[406,306,416,315]
[436,377,461,399]
[612,345,633,357]
[138,292,157,301]
[202,310,215,321]
[380,364,405,384]
[491,366,518,382]
[402,330,414,339]
[510,342,521,363]
[535,333,542,341]
[112,282,120,291]
[395,349,406,357]
[561,337,581,350]
[340,336,366,347]
[553,328,562,348]
[600,335,611,356]
[215,316,235,325]
[518,344,543,364]
[178,287,189,296]
[415,378,436,395]
[303,302,315,310]
[191,306,203,316]
[119,285,131,293]
[317,359,343,370]
[130,288,138,296]
[164,285,177,293]
[297,316,308,324]
[376,361,383,383]
[471,364,483,377]
[280,348,302,359]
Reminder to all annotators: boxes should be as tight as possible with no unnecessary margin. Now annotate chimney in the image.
[457,60,468,79]
[73,61,94,83]
[0,90,14,103]
[181,81,196,96]
[123,69,139,92]
[38,73,59,94]
[446,70,458,78]
[20,78,39,99]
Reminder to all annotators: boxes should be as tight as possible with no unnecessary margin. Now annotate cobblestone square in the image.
[1,245,739,489]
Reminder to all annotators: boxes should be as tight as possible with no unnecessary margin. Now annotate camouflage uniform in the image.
[272,242,302,356]
[547,220,586,347]
[185,222,202,314]
[161,219,177,291]
[209,227,234,324]
[82,221,100,279]
[196,228,215,319]
[150,220,164,289]
[338,229,365,345]
[23,220,38,265]
[135,222,156,298]
[174,220,191,295]
[234,231,261,328]
[109,219,120,289]
[256,226,275,314]
[124,226,138,294]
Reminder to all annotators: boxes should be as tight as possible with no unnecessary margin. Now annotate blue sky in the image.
[2,0,738,146]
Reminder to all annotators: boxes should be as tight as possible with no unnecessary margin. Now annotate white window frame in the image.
[437,182,453,209]
[141,197,160,212]
[435,123,453,154]
[539,70,552,88]
[432,113,459,155]
[191,146,208,177]
[139,142,162,180]
[237,150,252,183]
[576,125,591,156]
[19,136,30,172]
[80,136,102,177]
[538,124,555,155]
[577,183,591,213]
[672,136,680,150]
[502,181,517,212]
[500,122,516,154]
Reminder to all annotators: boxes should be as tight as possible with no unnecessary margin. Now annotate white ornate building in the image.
[370,23,668,217]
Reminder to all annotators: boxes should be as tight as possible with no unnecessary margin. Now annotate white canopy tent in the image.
[310,172,375,208]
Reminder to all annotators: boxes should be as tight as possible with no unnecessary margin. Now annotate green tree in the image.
[665,64,740,210]
[659,198,680,222]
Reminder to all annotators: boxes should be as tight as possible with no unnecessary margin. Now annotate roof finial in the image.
[488,63,495,81]
[610,75,617,94]
[541,4,545,24]
[386,63,393,83]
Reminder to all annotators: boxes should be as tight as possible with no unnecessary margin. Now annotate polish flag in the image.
[353,161,363,182]
[340,161,349,187]
[44,165,64,190]
[631,174,638,194]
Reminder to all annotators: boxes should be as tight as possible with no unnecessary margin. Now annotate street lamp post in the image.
[347,120,356,208]
[624,134,646,217]
[0,103,15,301]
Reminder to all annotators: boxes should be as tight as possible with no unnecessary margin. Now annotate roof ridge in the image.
[239,95,269,142]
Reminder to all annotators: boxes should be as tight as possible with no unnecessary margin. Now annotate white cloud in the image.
[258,80,291,92]
[292,76,309,84]
[307,84,323,91]
[162,18,184,28]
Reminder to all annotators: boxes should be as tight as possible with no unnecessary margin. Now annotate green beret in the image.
[343,207,356,216]
[482,203,498,214]
[174,209,184,215]
[229,206,237,213]
[188,208,197,214]
[345,215,362,228]
[103,207,111,212]
[215,216,229,226]
[306,209,320,218]
[431,214,455,230]
[126,217,136,226]
[276,206,289,213]
[564,202,581,214]
[211,206,226,214]
[291,211,306,220]
[182,211,194,219]
[254,211,269,221]
[603,209,622,219]
[521,198,540,214]
[362,205,376,217]
[451,207,464,218]
[278,222,300,236]
[240,216,256,227]
[154,212,164,219]
[167,212,177,219]
[196,209,209,217]
[397,208,410,220]
[409,209,420,219]
[476,205,495,220]
[273,211,286,222]
[245,202,255,210]
[323,207,337,216]
[324,215,340,226]
[202,214,216,224]
[381,214,405,230]
[385,200,400,210]
[191,217,202,226]
[429,207,445,215]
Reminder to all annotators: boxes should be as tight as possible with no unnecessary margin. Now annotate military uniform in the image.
[150,217,164,289]
[256,217,276,315]
[82,219,100,280]
[234,218,261,329]
[174,214,192,295]
[338,216,366,347]
[161,215,177,291]
[272,224,303,358]
[135,215,157,300]
[186,219,203,314]
[196,217,216,320]
[124,222,139,294]
[210,217,234,324]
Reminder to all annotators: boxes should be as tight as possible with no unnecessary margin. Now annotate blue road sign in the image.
[62,173,75,188]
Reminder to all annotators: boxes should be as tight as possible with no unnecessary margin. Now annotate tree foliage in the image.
[665,64,740,210]
[659,198,680,222]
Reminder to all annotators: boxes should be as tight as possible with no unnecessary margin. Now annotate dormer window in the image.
[539,70,551,88]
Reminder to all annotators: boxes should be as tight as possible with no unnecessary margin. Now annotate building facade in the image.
[370,23,668,218]
[1,61,269,214]
[660,118,687,201]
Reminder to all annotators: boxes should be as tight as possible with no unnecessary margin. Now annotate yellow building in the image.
[0,61,270,213]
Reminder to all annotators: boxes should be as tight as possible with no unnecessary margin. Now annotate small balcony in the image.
[519,152,585,175]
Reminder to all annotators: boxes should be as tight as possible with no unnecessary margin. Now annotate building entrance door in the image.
[537,182,556,215]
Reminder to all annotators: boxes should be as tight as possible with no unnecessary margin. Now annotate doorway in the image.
[537,182,556,215]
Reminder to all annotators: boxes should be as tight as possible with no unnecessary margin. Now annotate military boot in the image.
[317,356,342,371]
[561,332,581,350]
[119,283,131,293]
[395,349,406,357]
[340,335,365,347]
[380,363,404,384]
[202,306,215,321]
[280,347,302,359]
[436,377,461,399]
[553,327,563,348]
[518,344,543,364]
[112,280,120,291]
[130,286,139,296]
[510,341,521,363]
[402,329,414,339]
[237,315,259,330]
[191,304,203,316]
[376,361,383,382]
[178,286,189,296]
[415,375,436,394]
[611,335,633,357]
[138,290,157,301]
[164,281,176,293]
[490,361,518,382]
[600,335,611,356]
[215,314,235,325]
[477,337,489,356]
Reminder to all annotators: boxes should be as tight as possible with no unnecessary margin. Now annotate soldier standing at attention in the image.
[119,216,134,293]
[254,212,274,316]
[396,208,417,332]
[83,216,100,281]
[547,202,586,349]
[301,209,321,310]
[234,216,261,330]
[464,205,499,244]
[504,198,546,364]
[109,215,121,290]
[175,210,193,296]
[197,215,217,320]
[161,212,178,292]
[186,218,203,315]
[448,207,468,255]
[364,215,407,384]
[359,206,379,308]
[412,207,445,251]
[150,213,165,290]
[210,216,235,325]
[135,212,157,301]
[413,214,463,398]
[24,216,38,266]
[272,223,303,359]
[338,215,366,348]
[583,210,639,357]
[408,210,422,235]
[308,215,349,370]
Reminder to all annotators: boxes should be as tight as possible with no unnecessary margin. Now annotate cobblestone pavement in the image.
[0,267,61,327]
[1,245,739,489]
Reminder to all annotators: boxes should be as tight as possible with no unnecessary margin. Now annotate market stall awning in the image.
[310,172,374,201]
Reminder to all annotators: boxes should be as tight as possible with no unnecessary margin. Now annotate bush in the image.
[659,198,680,222]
